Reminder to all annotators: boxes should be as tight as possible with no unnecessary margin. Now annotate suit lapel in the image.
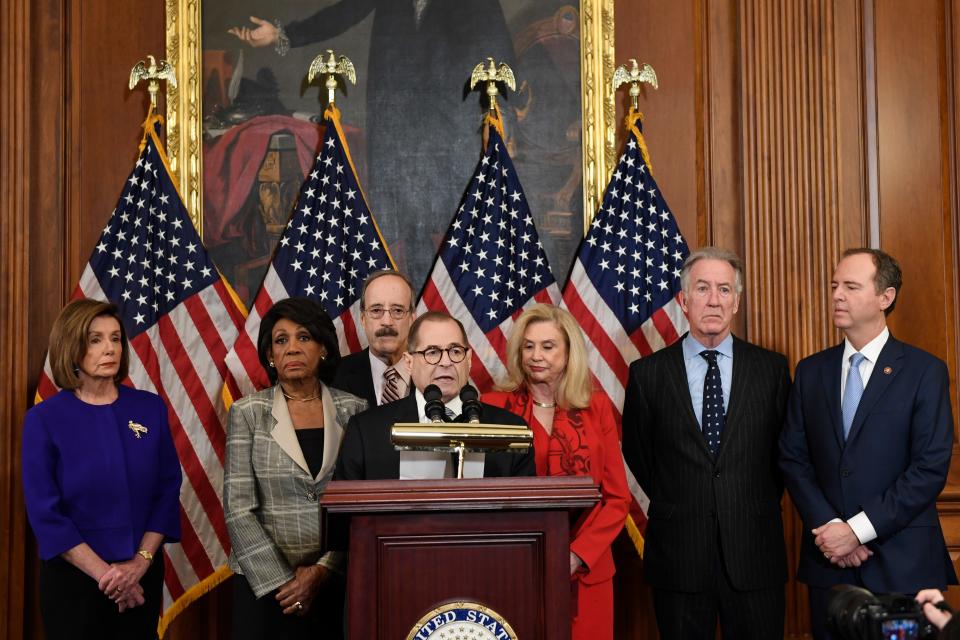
[270,387,312,476]
[819,343,845,447]
[387,396,421,478]
[718,337,751,458]
[665,340,713,459]
[317,384,344,481]
[846,337,904,445]
[351,349,377,405]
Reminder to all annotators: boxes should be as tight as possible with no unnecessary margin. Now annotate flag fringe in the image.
[624,514,646,558]
[322,105,397,270]
[157,564,233,638]
[138,106,193,212]
[482,104,507,148]
[625,108,656,179]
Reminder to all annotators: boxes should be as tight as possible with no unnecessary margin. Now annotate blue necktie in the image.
[700,350,725,456]
[842,353,866,440]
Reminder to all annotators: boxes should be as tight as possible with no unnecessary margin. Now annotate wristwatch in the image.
[137,549,154,563]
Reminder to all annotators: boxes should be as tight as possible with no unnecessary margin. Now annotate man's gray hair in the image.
[679,247,745,294]
[359,269,416,311]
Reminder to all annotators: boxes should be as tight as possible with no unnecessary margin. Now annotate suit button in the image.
[840,469,850,478]
[306,491,317,502]
[714,470,721,478]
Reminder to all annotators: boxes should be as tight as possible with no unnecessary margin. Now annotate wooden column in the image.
[0,0,33,636]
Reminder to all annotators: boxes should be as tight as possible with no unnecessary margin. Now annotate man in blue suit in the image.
[780,248,956,639]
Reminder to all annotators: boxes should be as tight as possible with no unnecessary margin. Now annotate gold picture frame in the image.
[164,0,615,237]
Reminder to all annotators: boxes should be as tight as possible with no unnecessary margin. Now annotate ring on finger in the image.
[294,601,303,611]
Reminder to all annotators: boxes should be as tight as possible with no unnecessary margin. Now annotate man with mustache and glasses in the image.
[333,270,417,407]
[335,311,535,480]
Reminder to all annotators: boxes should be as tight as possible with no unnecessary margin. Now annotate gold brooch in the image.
[128,420,149,438]
[883,366,893,375]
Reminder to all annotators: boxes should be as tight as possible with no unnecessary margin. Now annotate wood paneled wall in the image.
[612,0,960,638]
[0,0,165,636]
[2,0,959,639]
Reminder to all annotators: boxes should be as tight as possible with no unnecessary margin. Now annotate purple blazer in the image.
[22,386,182,562]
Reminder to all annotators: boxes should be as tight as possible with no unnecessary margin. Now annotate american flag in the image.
[561,111,689,553]
[224,106,393,396]
[35,115,247,634]
[419,119,561,391]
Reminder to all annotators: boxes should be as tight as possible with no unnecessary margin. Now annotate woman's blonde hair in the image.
[48,299,129,389]
[501,304,592,409]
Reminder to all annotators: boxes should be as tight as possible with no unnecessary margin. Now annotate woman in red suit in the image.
[483,303,630,639]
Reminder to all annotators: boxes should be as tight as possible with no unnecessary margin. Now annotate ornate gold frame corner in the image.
[580,0,617,229]
[165,0,203,231]
[164,0,616,237]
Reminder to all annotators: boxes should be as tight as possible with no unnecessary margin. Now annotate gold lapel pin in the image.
[128,420,149,438]
[883,366,893,375]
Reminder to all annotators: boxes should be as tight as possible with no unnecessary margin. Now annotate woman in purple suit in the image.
[22,299,182,640]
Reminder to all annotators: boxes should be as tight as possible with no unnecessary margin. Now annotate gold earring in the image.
[269,361,275,368]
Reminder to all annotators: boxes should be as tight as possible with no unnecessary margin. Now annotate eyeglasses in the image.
[409,345,470,365]
[364,306,410,320]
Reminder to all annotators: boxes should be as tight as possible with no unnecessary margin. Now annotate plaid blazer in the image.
[224,383,368,597]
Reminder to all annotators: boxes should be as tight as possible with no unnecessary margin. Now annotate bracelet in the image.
[137,549,154,563]
[274,20,290,57]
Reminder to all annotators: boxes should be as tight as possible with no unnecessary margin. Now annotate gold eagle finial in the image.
[128,55,177,109]
[307,49,357,106]
[613,59,658,110]
[469,57,516,112]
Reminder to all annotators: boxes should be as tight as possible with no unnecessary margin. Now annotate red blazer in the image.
[483,389,630,584]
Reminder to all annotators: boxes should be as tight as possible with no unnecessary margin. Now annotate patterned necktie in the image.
[381,366,401,404]
[699,350,725,456]
[842,352,866,440]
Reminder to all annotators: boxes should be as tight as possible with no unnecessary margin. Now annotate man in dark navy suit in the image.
[780,248,956,639]
[336,311,534,480]
[332,270,416,406]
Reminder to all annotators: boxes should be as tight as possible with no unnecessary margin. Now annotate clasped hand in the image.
[812,522,872,567]
[276,565,330,616]
[98,556,149,611]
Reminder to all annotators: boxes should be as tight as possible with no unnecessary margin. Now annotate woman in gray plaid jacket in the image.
[224,298,368,639]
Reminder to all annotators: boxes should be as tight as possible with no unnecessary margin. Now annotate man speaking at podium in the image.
[335,311,535,480]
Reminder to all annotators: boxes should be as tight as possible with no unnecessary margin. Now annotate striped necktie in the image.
[381,366,402,404]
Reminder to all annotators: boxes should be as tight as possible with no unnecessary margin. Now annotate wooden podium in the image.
[321,476,599,640]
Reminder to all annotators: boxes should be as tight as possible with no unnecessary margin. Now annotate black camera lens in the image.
[827,585,879,640]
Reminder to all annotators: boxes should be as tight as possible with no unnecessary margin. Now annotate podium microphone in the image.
[423,384,447,423]
[460,384,482,424]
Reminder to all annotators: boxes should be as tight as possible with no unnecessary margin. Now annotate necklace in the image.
[532,399,556,409]
[281,384,321,403]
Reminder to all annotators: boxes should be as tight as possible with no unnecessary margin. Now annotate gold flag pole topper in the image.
[307,49,357,106]
[470,57,516,114]
[612,59,658,111]
[129,55,177,110]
